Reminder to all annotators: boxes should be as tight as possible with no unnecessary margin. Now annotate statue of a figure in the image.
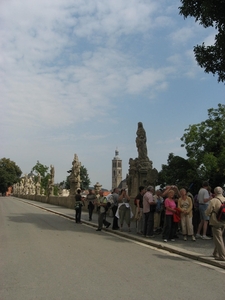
[69,154,81,195]
[136,122,148,160]
[37,172,41,184]
[94,182,102,198]
[50,165,55,184]
[35,172,41,195]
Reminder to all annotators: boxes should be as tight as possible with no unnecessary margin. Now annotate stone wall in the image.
[13,194,78,210]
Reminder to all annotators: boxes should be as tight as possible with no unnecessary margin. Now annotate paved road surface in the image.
[1,197,225,300]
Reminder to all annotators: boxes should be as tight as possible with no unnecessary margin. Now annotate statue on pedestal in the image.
[24,174,28,195]
[136,122,148,160]
[69,154,81,196]
[127,122,158,198]
[36,173,41,195]
[47,165,55,197]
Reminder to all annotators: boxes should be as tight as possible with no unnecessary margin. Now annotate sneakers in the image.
[195,233,202,239]
[183,235,187,241]
[163,239,167,242]
[170,239,175,242]
[202,235,211,240]
[192,235,196,241]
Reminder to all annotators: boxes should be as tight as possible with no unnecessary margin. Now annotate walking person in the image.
[205,187,225,261]
[96,190,111,231]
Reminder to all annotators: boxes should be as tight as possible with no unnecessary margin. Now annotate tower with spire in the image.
[112,149,122,190]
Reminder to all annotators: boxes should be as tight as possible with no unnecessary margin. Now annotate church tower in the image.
[112,149,122,190]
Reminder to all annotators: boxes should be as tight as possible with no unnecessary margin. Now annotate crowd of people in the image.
[74,181,225,261]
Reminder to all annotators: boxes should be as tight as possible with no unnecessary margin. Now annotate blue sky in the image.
[1,0,224,190]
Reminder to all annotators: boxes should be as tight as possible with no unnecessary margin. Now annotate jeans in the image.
[143,211,154,236]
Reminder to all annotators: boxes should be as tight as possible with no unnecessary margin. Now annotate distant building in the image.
[112,149,122,190]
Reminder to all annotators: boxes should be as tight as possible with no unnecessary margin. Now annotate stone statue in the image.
[36,173,41,195]
[24,174,28,195]
[127,122,158,198]
[69,154,81,196]
[47,165,55,198]
[94,182,102,198]
[136,122,148,160]
[37,172,41,184]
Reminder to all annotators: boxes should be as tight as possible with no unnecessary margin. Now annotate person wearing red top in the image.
[163,190,177,242]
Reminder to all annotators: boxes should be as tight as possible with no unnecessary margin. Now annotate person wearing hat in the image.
[205,186,225,261]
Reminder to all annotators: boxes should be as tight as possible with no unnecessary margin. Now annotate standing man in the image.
[96,190,111,231]
[75,189,84,224]
[205,187,225,261]
[143,186,156,238]
[86,189,96,221]
[196,181,212,239]
[111,188,120,230]
[134,186,146,235]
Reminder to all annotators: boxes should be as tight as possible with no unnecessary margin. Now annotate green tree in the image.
[181,103,225,188]
[32,160,50,191]
[0,158,22,194]
[80,165,91,190]
[179,0,225,82]
[158,153,198,192]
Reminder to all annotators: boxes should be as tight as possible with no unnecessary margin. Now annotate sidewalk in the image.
[16,197,225,270]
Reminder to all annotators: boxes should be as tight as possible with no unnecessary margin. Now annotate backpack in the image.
[105,195,113,212]
[216,198,225,222]
[105,202,111,212]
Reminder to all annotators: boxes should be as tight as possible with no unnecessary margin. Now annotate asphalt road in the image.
[1,197,225,300]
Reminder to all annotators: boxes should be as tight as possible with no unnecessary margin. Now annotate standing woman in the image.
[118,189,132,232]
[178,188,196,241]
[163,190,177,242]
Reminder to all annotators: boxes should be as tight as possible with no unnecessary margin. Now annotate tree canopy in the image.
[0,158,22,194]
[80,165,91,190]
[32,160,50,191]
[181,103,225,188]
[158,153,199,193]
[179,0,225,82]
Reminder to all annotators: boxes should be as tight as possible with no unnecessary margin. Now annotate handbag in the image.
[173,207,181,222]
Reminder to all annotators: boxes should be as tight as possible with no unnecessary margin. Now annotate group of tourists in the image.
[74,181,225,261]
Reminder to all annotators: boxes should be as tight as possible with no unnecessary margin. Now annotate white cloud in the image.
[1,0,222,188]
[170,26,196,45]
